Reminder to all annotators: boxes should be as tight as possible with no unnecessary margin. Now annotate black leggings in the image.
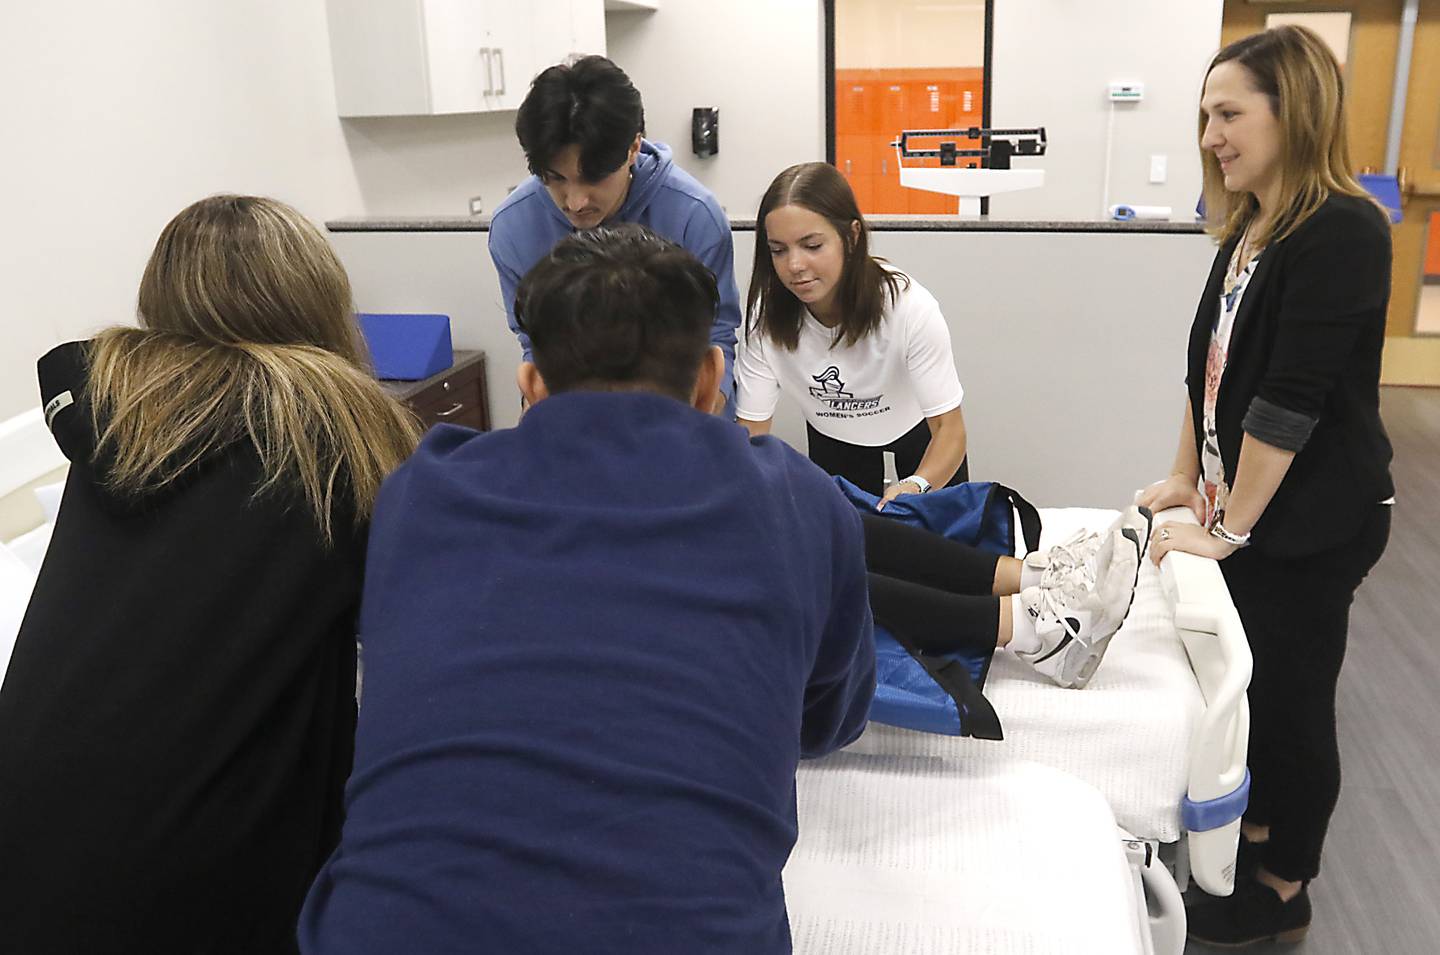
[807,420,970,498]
[1222,504,1390,883]
[860,512,1001,658]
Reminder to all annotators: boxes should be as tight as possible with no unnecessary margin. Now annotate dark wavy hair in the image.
[515,55,646,182]
[515,224,718,399]
[747,162,907,351]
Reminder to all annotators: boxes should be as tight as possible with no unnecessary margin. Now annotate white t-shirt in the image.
[735,276,964,446]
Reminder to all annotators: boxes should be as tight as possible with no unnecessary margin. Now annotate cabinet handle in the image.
[881,159,888,176]
[436,402,465,418]
[480,48,493,95]
[845,159,852,175]
[495,47,506,96]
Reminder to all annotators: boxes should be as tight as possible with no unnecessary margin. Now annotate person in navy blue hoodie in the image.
[488,55,741,413]
[299,225,876,955]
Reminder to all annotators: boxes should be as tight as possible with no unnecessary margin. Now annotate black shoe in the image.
[1186,878,1311,947]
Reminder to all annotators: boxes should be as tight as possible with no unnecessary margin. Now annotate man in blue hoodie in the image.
[300,226,875,955]
[488,55,741,413]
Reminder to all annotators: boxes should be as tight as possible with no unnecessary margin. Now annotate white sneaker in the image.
[1021,505,1154,586]
[1013,525,1143,689]
[1021,529,1104,589]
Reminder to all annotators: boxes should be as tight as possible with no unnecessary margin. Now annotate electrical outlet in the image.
[1149,155,1167,184]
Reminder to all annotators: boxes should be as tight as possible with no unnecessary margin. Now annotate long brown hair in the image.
[747,162,907,351]
[87,195,419,541]
[1200,25,1379,248]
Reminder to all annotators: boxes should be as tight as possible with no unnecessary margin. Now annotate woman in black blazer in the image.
[1139,26,1394,946]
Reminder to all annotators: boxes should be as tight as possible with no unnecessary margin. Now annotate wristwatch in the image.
[900,474,932,494]
[1209,520,1251,547]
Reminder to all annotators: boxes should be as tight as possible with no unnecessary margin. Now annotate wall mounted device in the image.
[692,107,719,157]
[1108,82,1144,102]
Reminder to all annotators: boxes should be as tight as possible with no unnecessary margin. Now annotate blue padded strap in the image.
[1182,769,1251,833]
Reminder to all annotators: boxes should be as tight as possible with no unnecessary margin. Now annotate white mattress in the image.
[785,751,1143,954]
[849,507,1204,842]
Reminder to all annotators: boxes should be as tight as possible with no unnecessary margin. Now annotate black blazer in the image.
[1186,193,1394,559]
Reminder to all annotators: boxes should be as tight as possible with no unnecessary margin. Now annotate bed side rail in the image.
[0,409,66,502]
[1154,506,1252,897]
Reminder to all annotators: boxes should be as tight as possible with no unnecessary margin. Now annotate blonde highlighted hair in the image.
[1200,25,1379,247]
[88,195,419,541]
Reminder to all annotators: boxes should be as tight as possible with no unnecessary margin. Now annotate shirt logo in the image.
[808,366,882,412]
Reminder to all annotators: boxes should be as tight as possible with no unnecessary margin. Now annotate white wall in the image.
[606,1,826,219]
[0,0,1224,421]
[0,0,364,420]
[989,0,1224,221]
[334,1,827,222]
[336,0,1220,223]
[341,110,526,219]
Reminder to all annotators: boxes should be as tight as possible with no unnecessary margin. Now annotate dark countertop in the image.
[326,215,1206,235]
[377,349,485,402]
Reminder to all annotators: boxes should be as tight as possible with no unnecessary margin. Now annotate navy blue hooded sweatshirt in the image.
[299,391,875,955]
[487,140,742,410]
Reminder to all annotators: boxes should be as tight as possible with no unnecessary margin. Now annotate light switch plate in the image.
[1149,155,1167,184]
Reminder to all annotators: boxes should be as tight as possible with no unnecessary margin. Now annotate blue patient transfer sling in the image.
[835,478,1043,738]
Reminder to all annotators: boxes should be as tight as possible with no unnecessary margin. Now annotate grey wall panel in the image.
[331,229,1216,508]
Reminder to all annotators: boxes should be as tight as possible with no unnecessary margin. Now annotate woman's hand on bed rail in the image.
[1148,521,1239,566]
[1137,475,1206,525]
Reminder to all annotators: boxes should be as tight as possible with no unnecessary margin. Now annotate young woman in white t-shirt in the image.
[735,161,966,509]
[733,163,1151,704]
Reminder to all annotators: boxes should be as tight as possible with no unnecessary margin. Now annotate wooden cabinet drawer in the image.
[381,350,490,433]
[412,376,486,430]
[403,356,485,409]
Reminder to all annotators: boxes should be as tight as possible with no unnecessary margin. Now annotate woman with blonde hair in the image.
[0,195,419,954]
[1140,26,1393,945]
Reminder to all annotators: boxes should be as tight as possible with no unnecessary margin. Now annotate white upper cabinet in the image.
[327,0,608,117]
[532,0,608,76]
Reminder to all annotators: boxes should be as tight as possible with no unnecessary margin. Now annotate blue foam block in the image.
[1358,174,1403,224]
[358,313,454,381]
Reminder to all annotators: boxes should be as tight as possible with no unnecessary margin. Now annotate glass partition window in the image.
[832,0,988,215]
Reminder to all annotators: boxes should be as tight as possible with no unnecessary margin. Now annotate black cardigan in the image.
[1186,193,1395,558]
[0,343,364,954]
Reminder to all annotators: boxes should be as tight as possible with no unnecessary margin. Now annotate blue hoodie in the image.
[488,140,740,409]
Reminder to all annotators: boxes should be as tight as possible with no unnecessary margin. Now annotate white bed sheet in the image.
[785,751,1143,954]
[848,507,1204,843]
[6,522,53,576]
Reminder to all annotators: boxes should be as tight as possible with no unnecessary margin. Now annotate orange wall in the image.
[835,68,985,215]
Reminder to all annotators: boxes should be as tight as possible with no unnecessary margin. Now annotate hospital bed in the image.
[1,410,1248,954]
[0,408,67,686]
[786,505,1253,954]
[785,753,1149,954]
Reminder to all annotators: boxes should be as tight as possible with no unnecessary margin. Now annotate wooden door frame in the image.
[1223,0,1440,383]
